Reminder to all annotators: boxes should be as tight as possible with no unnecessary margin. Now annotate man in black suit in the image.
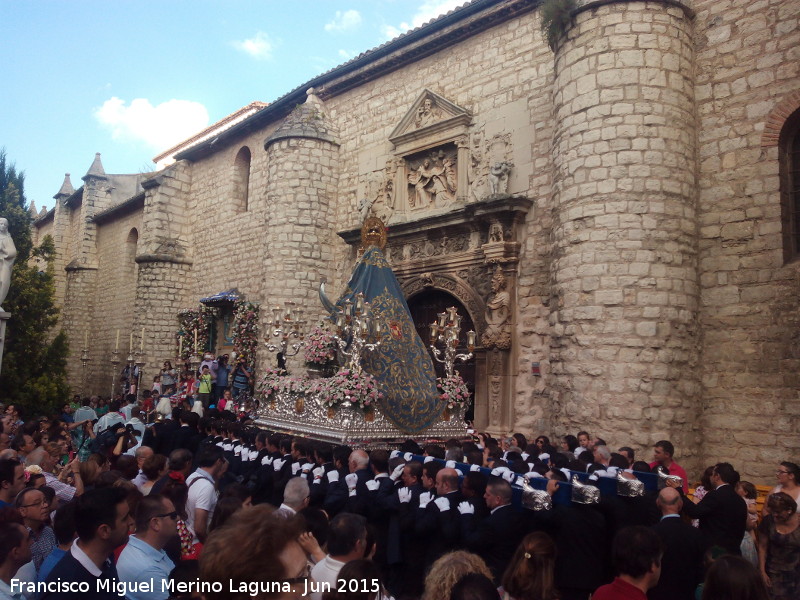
[649,487,705,600]
[415,466,464,565]
[460,476,528,582]
[674,462,747,555]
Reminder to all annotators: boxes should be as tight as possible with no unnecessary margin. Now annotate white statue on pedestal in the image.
[0,218,17,311]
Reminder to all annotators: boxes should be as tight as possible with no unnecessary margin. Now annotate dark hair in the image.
[618,446,635,461]
[299,506,330,548]
[577,450,594,464]
[423,444,446,460]
[562,435,578,452]
[766,491,797,515]
[370,449,389,473]
[209,496,244,532]
[423,461,443,482]
[160,476,189,519]
[135,494,170,533]
[463,471,487,497]
[450,573,498,600]
[780,461,799,482]
[52,501,77,546]
[713,462,739,485]
[501,531,559,600]
[466,449,483,466]
[114,455,139,481]
[609,453,629,469]
[701,555,769,600]
[486,478,512,504]
[315,443,333,464]
[142,454,167,481]
[322,559,384,600]
[0,522,26,564]
[512,433,528,451]
[168,448,193,472]
[612,526,663,578]
[737,481,757,501]
[326,512,367,557]
[405,461,423,483]
[654,440,674,458]
[632,461,652,473]
[196,444,224,468]
[0,458,20,487]
[75,487,129,541]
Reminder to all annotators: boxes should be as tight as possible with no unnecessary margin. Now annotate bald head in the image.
[657,487,682,515]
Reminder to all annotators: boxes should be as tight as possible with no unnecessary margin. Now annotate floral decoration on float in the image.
[436,373,470,420]
[231,301,260,367]
[313,368,383,420]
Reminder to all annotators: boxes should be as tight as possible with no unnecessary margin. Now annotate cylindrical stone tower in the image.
[549,1,700,464]
[262,89,340,372]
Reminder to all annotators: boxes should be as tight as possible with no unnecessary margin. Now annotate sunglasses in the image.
[154,511,178,520]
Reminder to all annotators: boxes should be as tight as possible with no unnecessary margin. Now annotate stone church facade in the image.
[33,0,800,481]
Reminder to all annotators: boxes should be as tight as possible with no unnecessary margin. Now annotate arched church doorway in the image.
[408,290,476,421]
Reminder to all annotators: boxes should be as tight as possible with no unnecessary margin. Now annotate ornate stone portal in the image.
[339,196,531,434]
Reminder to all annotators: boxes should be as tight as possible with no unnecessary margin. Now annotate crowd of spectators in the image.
[0,396,797,600]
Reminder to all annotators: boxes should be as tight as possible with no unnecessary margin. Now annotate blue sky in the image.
[1,0,464,213]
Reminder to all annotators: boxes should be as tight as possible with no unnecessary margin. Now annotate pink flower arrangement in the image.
[256,368,309,401]
[177,306,218,360]
[316,368,383,413]
[232,301,260,367]
[304,326,337,365]
[436,374,471,409]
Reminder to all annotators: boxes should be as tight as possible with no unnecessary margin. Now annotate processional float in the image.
[255,217,472,446]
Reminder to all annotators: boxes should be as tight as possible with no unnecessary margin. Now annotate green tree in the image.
[0,149,69,414]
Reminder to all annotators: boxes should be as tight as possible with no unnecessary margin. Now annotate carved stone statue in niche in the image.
[481,267,511,350]
[415,97,442,129]
[488,162,512,195]
[407,149,457,209]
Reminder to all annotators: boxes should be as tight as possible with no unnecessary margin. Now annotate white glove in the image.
[273,458,286,471]
[607,466,619,477]
[327,470,340,483]
[521,452,530,461]
[403,452,414,462]
[457,501,475,515]
[434,497,450,512]
[491,466,509,477]
[424,456,434,464]
[539,453,550,462]
[261,455,273,466]
[390,450,401,459]
[365,480,380,491]
[302,462,315,474]
[470,464,481,472]
[233,445,241,456]
[390,464,405,481]
[398,487,412,503]
[312,467,325,482]
[345,473,358,490]
[445,460,456,468]
[501,470,516,484]
[560,468,571,480]
[291,463,301,475]
[515,476,526,487]
[526,471,544,479]
[418,491,433,509]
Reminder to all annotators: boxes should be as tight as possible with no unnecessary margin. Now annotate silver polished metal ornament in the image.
[571,475,601,504]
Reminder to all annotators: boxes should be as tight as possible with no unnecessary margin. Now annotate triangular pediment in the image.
[389,90,471,152]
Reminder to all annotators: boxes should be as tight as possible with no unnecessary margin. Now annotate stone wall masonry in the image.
[694,0,800,480]
[62,268,97,395]
[82,210,143,395]
[549,1,703,472]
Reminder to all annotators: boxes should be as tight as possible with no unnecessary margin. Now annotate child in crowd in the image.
[736,480,759,565]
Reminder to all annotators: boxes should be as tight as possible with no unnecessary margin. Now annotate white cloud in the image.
[338,49,354,60]
[325,9,363,33]
[232,31,274,60]
[94,97,210,152]
[381,0,465,40]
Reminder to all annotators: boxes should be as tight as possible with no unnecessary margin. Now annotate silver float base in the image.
[254,391,468,448]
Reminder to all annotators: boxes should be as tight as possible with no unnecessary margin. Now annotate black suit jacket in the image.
[42,551,120,599]
[649,516,705,600]
[462,503,529,582]
[681,484,747,555]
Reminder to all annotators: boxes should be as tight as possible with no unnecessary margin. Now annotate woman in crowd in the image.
[422,551,493,600]
[702,555,769,600]
[161,472,198,560]
[758,492,800,600]
[500,532,559,600]
[765,462,800,513]
[140,453,168,496]
[161,360,177,395]
[322,559,391,600]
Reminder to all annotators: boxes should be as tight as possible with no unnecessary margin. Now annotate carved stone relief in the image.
[414,97,444,129]
[405,145,458,210]
[481,265,512,350]
[357,159,400,224]
[469,131,514,201]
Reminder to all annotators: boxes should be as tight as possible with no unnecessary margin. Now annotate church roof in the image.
[176,0,536,162]
[54,173,75,199]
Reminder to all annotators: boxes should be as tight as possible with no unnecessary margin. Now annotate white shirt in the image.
[185,469,217,544]
[310,556,346,600]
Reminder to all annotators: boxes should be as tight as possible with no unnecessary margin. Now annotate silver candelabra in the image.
[265,301,307,358]
[429,307,476,378]
[332,293,385,375]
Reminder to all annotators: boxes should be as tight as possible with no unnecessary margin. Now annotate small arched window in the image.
[233,146,252,212]
[780,108,800,262]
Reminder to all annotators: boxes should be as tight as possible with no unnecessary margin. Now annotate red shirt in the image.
[649,460,689,493]
[593,578,647,600]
